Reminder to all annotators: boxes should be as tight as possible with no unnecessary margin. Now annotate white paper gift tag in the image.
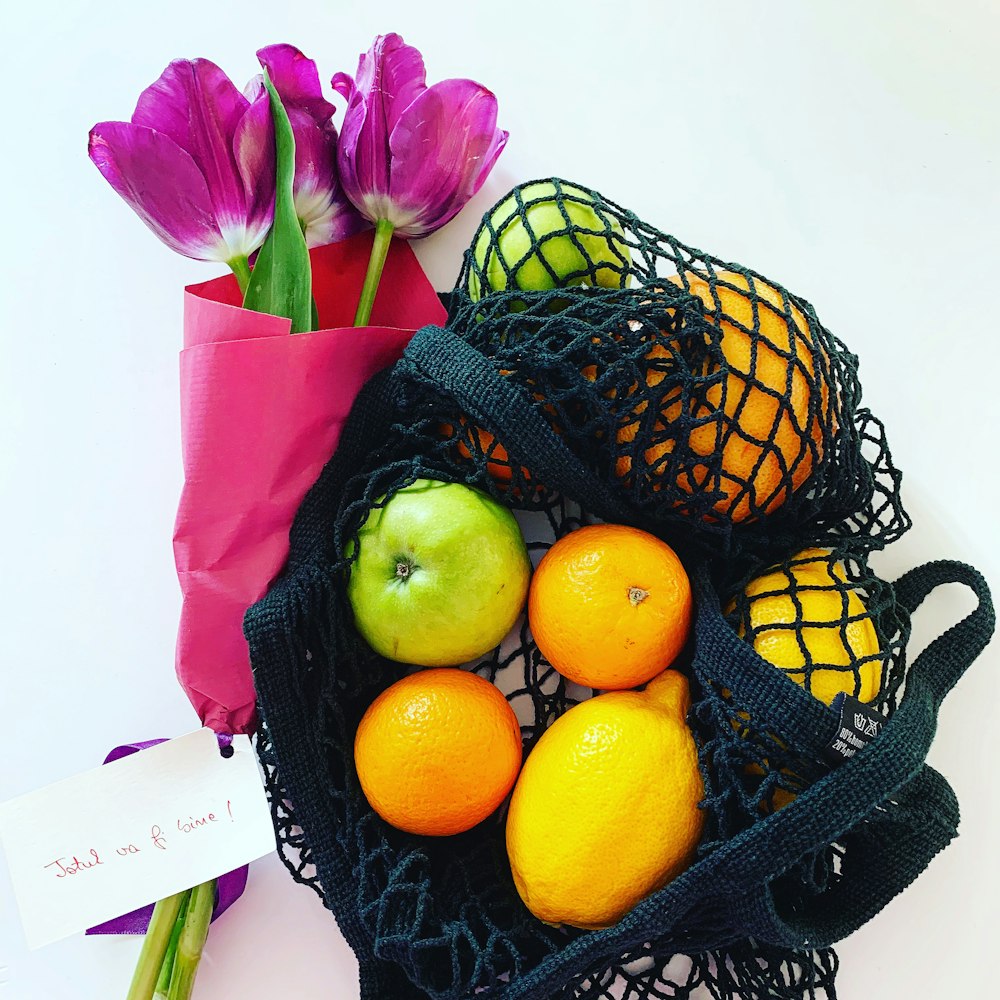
[0,728,275,949]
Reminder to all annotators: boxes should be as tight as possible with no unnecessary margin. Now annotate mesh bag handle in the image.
[702,560,993,770]
[752,762,960,947]
[401,323,627,522]
[685,560,993,947]
[892,560,995,707]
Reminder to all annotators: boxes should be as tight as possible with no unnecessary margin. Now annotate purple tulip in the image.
[89,58,275,277]
[332,33,508,324]
[246,45,367,249]
[332,33,508,239]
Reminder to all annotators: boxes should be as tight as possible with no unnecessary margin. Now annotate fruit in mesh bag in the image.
[453,422,519,483]
[614,271,831,524]
[469,180,631,299]
[445,370,537,486]
[726,549,883,813]
[506,669,703,928]
[354,668,523,836]
[736,548,882,704]
[528,524,692,690]
[445,371,563,489]
[347,479,531,666]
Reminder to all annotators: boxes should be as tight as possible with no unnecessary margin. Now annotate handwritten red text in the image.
[178,813,217,833]
[44,850,103,878]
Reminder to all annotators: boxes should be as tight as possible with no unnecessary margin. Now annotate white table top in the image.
[2,1,998,997]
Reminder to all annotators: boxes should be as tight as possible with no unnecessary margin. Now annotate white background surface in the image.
[2,1,998,997]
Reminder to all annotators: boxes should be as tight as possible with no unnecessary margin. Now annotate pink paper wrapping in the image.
[174,231,447,734]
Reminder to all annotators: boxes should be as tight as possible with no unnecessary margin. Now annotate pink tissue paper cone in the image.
[174,231,447,734]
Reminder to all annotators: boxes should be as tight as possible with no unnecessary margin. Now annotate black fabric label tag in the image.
[822,693,884,766]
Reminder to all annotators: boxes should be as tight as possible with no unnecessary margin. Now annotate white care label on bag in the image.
[0,729,275,949]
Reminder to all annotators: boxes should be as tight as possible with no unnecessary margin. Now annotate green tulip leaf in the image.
[243,69,312,334]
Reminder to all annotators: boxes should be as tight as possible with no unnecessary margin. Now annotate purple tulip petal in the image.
[356,34,426,137]
[280,108,344,245]
[332,34,506,237]
[232,95,277,257]
[386,79,508,236]
[312,200,370,246]
[132,59,253,238]
[254,44,364,245]
[332,33,428,219]
[300,185,370,247]
[330,71,369,212]
[243,74,265,104]
[257,44,335,122]
[89,122,230,260]
[289,110,335,226]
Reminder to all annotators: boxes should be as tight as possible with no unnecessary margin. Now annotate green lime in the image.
[469,181,631,301]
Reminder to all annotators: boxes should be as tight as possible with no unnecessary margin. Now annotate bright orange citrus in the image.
[528,524,692,689]
[614,272,830,523]
[452,423,518,484]
[354,668,523,836]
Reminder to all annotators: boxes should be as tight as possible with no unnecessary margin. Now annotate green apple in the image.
[469,180,632,301]
[347,479,531,666]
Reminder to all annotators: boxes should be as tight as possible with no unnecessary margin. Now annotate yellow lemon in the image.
[739,548,882,705]
[505,670,703,929]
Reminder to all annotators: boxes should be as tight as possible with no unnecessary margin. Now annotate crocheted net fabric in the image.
[246,181,991,1000]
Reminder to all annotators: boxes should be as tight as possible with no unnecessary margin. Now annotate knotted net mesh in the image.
[249,179,923,1000]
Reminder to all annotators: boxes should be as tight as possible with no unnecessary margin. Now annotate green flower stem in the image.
[166,879,216,1000]
[228,256,252,295]
[124,891,188,1000]
[298,213,320,330]
[353,219,395,327]
[153,892,190,1000]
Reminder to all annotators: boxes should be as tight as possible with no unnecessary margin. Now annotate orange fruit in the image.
[528,523,692,689]
[445,371,563,489]
[354,668,523,836]
[443,367,536,486]
[452,423,518,484]
[608,338,685,477]
[614,272,830,523]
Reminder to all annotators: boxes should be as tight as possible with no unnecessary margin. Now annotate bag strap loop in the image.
[891,560,995,709]
[677,560,993,944]
[401,324,626,523]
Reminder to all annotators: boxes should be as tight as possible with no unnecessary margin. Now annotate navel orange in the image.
[614,272,830,523]
[354,668,523,836]
[528,523,692,689]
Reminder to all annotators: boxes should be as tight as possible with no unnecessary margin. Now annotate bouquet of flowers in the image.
[89,33,505,998]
